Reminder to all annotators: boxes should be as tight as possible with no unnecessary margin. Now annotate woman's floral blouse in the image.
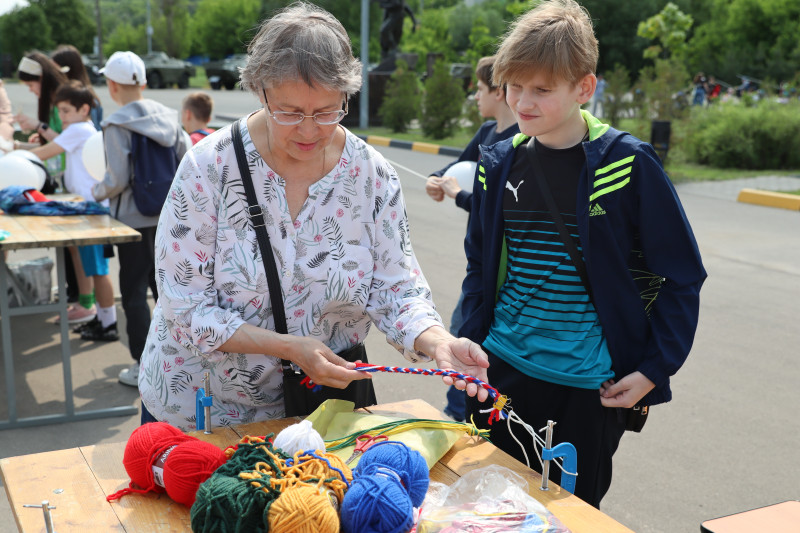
[139,118,442,430]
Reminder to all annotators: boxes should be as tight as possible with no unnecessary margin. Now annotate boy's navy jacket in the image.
[460,111,707,407]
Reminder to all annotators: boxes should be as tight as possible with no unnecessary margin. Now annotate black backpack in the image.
[129,131,181,216]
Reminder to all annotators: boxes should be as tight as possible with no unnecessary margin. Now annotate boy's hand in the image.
[27,133,40,144]
[599,372,655,408]
[425,176,445,202]
[438,175,463,199]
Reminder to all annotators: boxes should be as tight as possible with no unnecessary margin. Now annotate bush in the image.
[378,59,423,133]
[421,60,465,139]
[685,100,800,169]
[603,63,631,127]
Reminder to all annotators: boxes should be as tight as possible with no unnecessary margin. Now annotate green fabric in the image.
[78,293,95,309]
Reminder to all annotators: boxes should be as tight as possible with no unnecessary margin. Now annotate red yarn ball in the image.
[163,440,228,507]
[122,422,185,493]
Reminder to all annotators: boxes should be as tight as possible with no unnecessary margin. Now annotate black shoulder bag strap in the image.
[231,120,295,376]
[525,137,594,301]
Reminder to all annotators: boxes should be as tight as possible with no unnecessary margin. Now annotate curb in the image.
[211,115,463,157]
[737,188,800,211]
[354,135,462,157]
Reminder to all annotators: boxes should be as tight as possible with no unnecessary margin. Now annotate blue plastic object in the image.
[195,387,213,431]
[541,442,578,494]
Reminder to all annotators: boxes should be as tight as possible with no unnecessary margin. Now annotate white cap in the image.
[100,51,147,86]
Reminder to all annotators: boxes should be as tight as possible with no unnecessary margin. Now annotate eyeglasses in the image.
[262,88,348,126]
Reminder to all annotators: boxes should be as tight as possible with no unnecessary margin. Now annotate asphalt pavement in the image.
[1,83,799,532]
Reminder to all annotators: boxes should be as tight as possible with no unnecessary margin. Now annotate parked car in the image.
[81,54,105,85]
[142,52,196,89]
[204,54,247,90]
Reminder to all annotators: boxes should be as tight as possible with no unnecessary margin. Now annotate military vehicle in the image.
[142,52,196,89]
[204,54,247,90]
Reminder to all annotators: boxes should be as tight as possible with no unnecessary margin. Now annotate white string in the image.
[483,408,578,478]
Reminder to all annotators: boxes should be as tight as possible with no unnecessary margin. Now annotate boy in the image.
[181,91,215,145]
[18,80,119,336]
[92,51,189,386]
[425,55,518,422]
[460,0,706,507]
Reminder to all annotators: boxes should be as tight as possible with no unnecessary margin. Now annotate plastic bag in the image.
[6,257,53,307]
[416,465,571,532]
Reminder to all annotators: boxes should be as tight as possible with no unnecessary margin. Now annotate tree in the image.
[104,22,147,57]
[191,0,260,58]
[378,59,422,133]
[31,0,95,52]
[0,5,53,65]
[153,0,192,57]
[636,2,694,60]
[421,59,464,138]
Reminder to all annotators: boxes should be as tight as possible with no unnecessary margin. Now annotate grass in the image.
[189,66,209,89]
[778,189,800,195]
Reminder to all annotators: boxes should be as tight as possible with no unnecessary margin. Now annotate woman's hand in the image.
[599,371,655,408]
[14,113,37,131]
[285,336,372,389]
[415,326,490,402]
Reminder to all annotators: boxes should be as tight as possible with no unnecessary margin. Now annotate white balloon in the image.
[0,151,47,191]
[444,161,478,194]
[81,130,105,182]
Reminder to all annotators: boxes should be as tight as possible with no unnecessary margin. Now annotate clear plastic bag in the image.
[416,465,571,532]
[6,256,53,307]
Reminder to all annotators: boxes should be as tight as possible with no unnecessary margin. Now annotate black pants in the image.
[466,351,627,508]
[117,226,158,362]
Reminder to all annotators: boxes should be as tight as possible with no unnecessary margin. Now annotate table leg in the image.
[0,247,137,429]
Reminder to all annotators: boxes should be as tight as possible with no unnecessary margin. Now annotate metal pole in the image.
[359,0,370,129]
[540,420,554,491]
[146,0,153,54]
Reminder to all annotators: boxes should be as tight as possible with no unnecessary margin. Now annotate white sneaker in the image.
[119,362,140,387]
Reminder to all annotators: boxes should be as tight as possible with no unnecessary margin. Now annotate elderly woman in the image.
[139,2,489,430]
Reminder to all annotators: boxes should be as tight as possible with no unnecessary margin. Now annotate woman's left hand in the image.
[416,326,490,402]
[14,113,37,131]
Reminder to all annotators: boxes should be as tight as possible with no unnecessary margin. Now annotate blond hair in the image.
[493,0,598,86]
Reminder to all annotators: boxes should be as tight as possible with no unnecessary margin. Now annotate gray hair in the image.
[240,2,362,97]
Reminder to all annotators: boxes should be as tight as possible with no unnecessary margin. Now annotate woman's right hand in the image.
[285,336,372,389]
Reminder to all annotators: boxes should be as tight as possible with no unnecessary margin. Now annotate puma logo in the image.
[506,180,524,202]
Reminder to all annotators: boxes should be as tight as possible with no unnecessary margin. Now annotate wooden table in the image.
[0,399,634,532]
[0,208,141,429]
[700,501,800,532]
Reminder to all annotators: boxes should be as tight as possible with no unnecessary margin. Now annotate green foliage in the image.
[378,59,423,133]
[421,60,464,139]
[463,15,499,66]
[685,100,800,169]
[104,23,146,57]
[153,0,193,57]
[638,57,690,120]
[190,0,260,59]
[636,2,694,60]
[32,0,95,52]
[448,3,505,53]
[400,8,458,65]
[603,63,631,127]
[0,5,53,65]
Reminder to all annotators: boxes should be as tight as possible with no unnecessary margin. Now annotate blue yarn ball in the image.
[340,468,413,533]
[354,440,430,507]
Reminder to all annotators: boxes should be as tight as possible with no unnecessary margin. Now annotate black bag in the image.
[129,131,180,216]
[525,139,649,432]
[231,120,377,418]
[624,405,649,432]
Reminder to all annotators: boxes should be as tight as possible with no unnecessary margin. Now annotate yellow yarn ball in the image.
[267,484,339,533]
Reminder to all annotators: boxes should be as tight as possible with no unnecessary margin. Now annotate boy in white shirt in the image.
[22,80,119,340]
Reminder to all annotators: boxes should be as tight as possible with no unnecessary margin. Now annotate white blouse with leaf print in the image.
[139,118,442,430]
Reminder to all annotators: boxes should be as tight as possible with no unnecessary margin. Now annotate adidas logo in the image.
[589,203,606,216]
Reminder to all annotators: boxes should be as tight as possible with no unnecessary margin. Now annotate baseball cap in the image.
[100,51,147,86]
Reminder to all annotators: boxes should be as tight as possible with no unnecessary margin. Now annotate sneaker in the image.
[73,316,99,334]
[81,320,119,342]
[119,362,140,387]
[55,304,96,325]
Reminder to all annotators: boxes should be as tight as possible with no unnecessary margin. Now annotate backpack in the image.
[129,131,181,216]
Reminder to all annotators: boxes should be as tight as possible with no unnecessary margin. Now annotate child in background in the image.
[425,55,518,422]
[460,0,706,507]
[181,91,215,144]
[19,80,119,338]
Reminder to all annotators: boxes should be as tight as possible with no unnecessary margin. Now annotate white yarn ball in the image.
[273,419,326,456]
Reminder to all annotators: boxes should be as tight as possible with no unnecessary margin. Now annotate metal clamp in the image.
[23,500,56,533]
[245,204,266,228]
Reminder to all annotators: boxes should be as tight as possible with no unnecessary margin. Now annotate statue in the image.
[374,0,417,70]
